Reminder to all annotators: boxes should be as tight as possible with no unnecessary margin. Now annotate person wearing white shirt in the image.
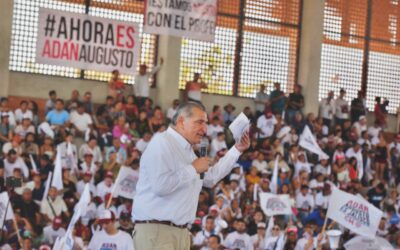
[40,187,69,221]
[254,84,269,118]
[166,99,180,122]
[314,158,331,177]
[294,153,312,178]
[252,153,268,172]
[14,100,33,124]
[133,58,163,103]
[193,216,223,250]
[345,143,364,180]
[76,172,96,195]
[210,132,227,157]
[69,102,93,134]
[207,117,224,140]
[78,137,103,164]
[368,122,382,143]
[135,132,152,153]
[334,89,349,126]
[319,90,335,127]
[133,102,250,250]
[88,210,135,250]
[295,185,314,220]
[358,131,372,149]
[352,115,367,138]
[389,134,400,153]
[96,171,114,200]
[42,217,66,245]
[57,135,78,170]
[251,222,266,250]
[257,112,277,139]
[4,150,29,179]
[223,219,254,250]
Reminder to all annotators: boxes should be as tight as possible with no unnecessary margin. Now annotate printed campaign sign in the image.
[327,188,382,238]
[113,166,139,199]
[36,8,140,75]
[259,193,292,216]
[144,0,217,42]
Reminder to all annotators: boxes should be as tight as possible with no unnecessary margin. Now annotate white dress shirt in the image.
[335,98,349,119]
[133,65,161,97]
[133,127,241,225]
[319,98,335,120]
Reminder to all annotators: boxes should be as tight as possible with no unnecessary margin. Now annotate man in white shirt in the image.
[334,88,349,127]
[254,84,269,118]
[88,210,134,250]
[345,143,364,180]
[352,115,367,138]
[135,132,152,153]
[319,90,335,128]
[251,222,266,250]
[133,102,250,250]
[207,116,224,140]
[40,187,69,222]
[223,219,254,250]
[14,100,33,124]
[96,171,114,200]
[166,99,180,122]
[69,102,93,137]
[4,149,29,179]
[295,185,314,221]
[193,216,222,250]
[42,216,66,245]
[257,112,277,139]
[133,57,164,105]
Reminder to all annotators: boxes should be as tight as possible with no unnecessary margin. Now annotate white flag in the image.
[269,155,279,194]
[299,125,329,159]
[29,154,38,173]
[259,193,292,216]
[327,188,382,238]
[42,171,52,203]
[0,192,15,226]
[52,147,64,191]
[112,166,139,199]
[63,184,91,250]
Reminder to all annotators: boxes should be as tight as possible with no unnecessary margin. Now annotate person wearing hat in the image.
[88,210,134,249]
[76,171,96,195]
[251,222,266,250]
[133,102,249,249]
[284,226,298,249]
[223,103,236,126]
[97,193,118,219]
[334,88,349,127]
[42,216,66,245]
[78,136,103,164]
[95,171,114,200]
[79,151,97,178]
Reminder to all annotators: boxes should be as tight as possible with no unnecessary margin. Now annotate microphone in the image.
[199,140,208,180]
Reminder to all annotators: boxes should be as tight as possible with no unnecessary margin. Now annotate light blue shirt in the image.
[46,110,69,125]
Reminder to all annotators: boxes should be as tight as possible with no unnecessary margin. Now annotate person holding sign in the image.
[184,73,208,103]
[132,102,250,250]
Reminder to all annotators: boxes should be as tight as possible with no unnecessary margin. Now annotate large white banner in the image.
[144,0,217,42]
[299,125,329,159]
[327,188,382,238]
[113,166,139,199]
[259,193,292,216]
[36,8,140,75]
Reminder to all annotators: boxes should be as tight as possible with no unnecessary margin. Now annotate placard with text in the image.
[36,8,140,75]
[144,0,217,42]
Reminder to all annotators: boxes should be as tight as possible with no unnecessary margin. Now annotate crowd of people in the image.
[0,77,400,250]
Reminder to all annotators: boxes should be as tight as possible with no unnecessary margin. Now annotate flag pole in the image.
[321,215,329,235]
[12,218,23,248]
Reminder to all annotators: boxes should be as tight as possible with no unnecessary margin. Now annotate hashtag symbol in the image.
[44,14,56,37]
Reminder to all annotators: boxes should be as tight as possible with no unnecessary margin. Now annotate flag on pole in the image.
[0,192,15,225]
[42,171,53,203]
[66,142,77,170]
[259,193,292,216]
[299,125,329,159]
[52,146,64,190]
[327,188,382,238]
[269,155,279,194]
[62,184,91,250]
[29,154,38,173]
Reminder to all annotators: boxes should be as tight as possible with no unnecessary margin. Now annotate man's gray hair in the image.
[171,101,206,126]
